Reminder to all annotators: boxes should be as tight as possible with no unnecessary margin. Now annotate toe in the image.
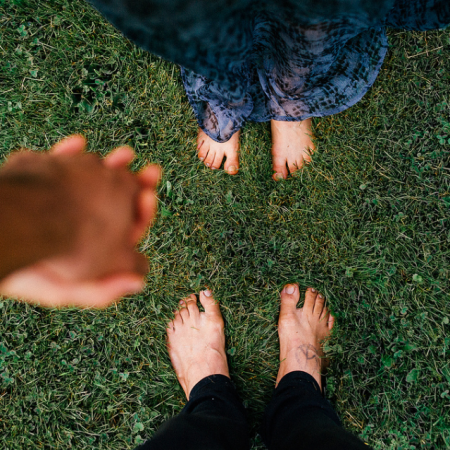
[199,290,221,316]
[166,320,175,333]
[272,154,288,181]
[224,153,239,175]
[280,284,300,314]
[198,146,209,162]
[197,130,209,161]
[320,306,329,322]
[295,157,306,170]
[320,307,332,330]
[313,293,325,317]
[203,149,216,169]
[179,297,192,319]
[328,314,335,330]
[301,147,313,165]
[173,309,183,325]
[185,294,199,316]
[197,128,206,144]
[303,288,318,314]
[287,160,299,176]
[210,149,225,170]
[295,147,312,170]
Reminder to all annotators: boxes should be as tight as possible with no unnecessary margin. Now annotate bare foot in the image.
[166,290,229,399]
[197,128,240,175]
[276,284,334,390]
[271,118,315,180]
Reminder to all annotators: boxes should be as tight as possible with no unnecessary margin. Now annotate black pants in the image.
[136,371,372,450]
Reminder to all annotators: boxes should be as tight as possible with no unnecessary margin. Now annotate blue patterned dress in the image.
[89,0,449,142]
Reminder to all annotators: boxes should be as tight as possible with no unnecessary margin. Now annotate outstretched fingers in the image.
[103,146,135,168]
[130,165,161,243]
[138,164,162,190]
[50,134,87,155]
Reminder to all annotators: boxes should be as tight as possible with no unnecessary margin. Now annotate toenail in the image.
[204,290,212,297]
[311,288,316,292]
[227,165,237,174]
[275,173,284,181]
[206,163,211,167]
[199,157,204,161]
[179,300,184,305]
[318,294,324,299]
[211,167,217,170]
[286,285,295,294]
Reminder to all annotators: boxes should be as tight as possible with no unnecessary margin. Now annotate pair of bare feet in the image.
[197,119,314,180]
[167,284,334,399]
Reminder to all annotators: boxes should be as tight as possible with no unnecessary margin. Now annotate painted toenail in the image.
[311,288,316,292]
[204,290,212,297]
[199,157,204,161]
[179,300,185,305]
[275,173,284,181]
[227,165,237,174]
[318,294,324,299]
[286,285,295,294]
[211,167,217,170]
[206,163,211,167]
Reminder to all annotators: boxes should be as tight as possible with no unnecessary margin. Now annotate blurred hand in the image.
[0,135,161,308]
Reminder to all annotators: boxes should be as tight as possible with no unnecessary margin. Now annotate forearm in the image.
[0,175,72,280]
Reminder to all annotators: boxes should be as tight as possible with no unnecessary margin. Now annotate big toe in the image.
[224,153,239,175]
[272,155,288,181]
[280,284,300,314]
[199,290,221,316]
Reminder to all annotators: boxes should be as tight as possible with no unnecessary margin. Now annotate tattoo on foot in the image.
[295,344,320,370]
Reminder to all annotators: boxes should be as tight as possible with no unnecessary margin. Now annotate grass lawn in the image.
[1,1,449,448]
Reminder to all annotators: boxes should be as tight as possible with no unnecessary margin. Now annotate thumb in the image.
[83,274,145,308]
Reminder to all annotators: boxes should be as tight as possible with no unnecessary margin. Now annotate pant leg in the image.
[136,375,250,450]
[260,371,372,450]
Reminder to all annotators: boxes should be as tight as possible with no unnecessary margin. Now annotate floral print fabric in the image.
[89,0,449,142]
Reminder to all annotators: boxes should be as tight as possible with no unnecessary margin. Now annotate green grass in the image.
[1,1,449,448]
